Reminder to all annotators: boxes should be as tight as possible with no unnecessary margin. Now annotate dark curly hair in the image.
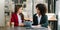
[36,3,47,16]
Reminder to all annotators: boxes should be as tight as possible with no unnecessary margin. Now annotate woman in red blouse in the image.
[10,5,24,26]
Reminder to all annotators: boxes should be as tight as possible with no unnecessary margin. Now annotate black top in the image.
[32,14,48,28]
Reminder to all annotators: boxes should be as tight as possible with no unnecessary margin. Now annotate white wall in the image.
[0,0,5,26]
[23,0,33,18]
[56,0,60,30]
[56,0,60,25]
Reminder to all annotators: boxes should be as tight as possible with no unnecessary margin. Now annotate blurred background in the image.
[0,0,59,30]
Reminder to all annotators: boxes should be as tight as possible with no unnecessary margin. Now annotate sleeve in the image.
[41,15,48,28]
[10,14,15,23]
[32,15,35,25]
[32,14,37,25]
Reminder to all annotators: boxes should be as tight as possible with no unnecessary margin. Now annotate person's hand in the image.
[29,18,33,21]
[24,18,33,21]
[19,23,24,27]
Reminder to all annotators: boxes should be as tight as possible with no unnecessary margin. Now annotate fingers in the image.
[19,23,24,26]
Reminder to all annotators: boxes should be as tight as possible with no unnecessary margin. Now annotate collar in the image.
[36,14,42,17]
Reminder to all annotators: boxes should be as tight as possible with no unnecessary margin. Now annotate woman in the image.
[32,4,48,28]
[10,5,24,26]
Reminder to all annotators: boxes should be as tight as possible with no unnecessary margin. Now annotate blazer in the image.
[32,14,48,28]
[10,13,24,26]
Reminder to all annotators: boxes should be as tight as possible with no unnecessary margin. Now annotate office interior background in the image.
[0,0,60,30]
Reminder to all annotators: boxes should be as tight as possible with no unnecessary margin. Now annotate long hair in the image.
[15,5,24,22]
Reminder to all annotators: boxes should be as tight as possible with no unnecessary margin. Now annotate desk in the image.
[48,16,57,21]
[6,26,48,30]
[24,16,57,30]
[6,14,57,30]
[48,16,57,30]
